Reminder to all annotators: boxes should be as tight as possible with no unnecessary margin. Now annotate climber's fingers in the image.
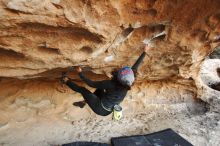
[144,45,153,52]
[63,76,69,83]
[61,72,69,84]
[76,67,82,73]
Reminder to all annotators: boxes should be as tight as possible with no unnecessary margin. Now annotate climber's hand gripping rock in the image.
[61,66,82,84]
[144,45,153,53]
[61,72,69,84]
[76,67,82,73]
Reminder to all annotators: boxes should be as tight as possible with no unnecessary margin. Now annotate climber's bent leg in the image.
[93,89,105,97]
[66,80,111,116]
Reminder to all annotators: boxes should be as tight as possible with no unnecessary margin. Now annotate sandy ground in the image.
[0,97,219,146]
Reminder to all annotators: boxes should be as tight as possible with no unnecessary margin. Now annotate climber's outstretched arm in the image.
[131,46,152,74]
[79,72,115,89]
[131,52,146,72]
[73,66,114,89]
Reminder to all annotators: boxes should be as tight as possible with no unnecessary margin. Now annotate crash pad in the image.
[111,128,193,146]
[62,142,109,146]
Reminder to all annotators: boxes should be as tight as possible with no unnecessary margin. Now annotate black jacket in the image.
[79,52,147,110]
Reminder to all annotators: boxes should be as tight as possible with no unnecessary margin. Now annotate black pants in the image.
[66,80,112,116]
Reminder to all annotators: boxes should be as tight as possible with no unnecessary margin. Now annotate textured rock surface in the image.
[0,0,219,79]
[0,0,220,146]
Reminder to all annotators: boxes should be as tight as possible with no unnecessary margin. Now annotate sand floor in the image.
[0,100,219,146]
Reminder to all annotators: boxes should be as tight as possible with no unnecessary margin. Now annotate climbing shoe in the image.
[73,101,86,108]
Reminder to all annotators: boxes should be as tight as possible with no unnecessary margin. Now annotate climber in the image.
[61,45,152,116]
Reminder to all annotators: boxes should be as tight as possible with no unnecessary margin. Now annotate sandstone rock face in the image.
[0,0,220,146]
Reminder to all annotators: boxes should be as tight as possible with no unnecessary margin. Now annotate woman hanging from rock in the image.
[61,45,152,117]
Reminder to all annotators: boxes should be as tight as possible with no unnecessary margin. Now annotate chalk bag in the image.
[113,105,123,121]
